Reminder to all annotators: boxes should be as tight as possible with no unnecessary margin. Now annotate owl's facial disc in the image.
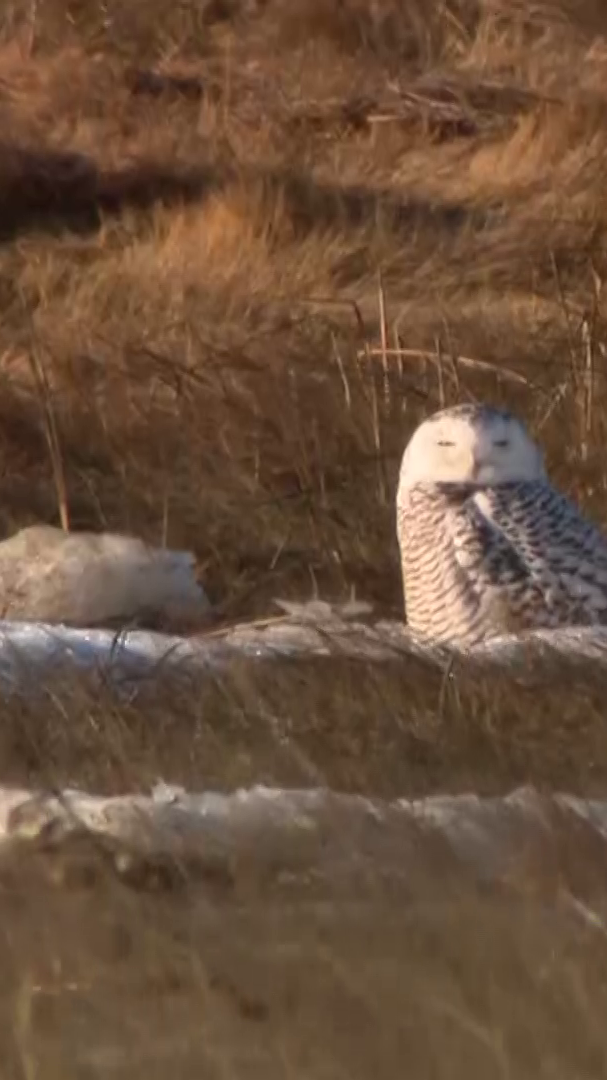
[399,406,546,489]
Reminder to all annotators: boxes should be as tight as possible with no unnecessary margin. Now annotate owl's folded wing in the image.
[448,486,607,625]
[445,493,539,590]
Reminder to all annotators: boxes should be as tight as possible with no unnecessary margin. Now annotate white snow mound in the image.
[0,525,210,628]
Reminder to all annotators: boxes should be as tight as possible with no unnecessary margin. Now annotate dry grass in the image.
[2,0,607,1074]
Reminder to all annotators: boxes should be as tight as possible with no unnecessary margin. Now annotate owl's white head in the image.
[398,404,546,491]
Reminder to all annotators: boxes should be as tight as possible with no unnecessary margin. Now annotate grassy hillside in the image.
[3,0,607,618]
[2,0,607,1075]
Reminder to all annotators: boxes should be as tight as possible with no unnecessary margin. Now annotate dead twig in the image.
[297,296,366,337]
[378,270,390,407]
[357,346,529,387]
[581,316,594,462]
[436,336,446,409]
[27,347,70,532]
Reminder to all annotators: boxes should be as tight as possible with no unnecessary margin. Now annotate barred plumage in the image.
[397,404,607,645]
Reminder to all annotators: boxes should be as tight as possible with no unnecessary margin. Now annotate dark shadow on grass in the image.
[0,141,497,242]
[0,143,224,240]
[265,166,497,235]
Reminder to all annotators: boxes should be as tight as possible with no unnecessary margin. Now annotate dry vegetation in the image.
[3,0,607,1075]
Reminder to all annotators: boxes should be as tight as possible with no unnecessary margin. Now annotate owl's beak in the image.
[470,452,483,481]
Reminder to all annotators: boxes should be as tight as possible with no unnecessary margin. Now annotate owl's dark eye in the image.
[493,439,509,448]
[437,440,455,447]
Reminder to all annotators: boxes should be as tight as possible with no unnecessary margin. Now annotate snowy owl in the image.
[396,402,607,645]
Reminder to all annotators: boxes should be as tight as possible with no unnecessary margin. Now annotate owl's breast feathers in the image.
[397,480,607,643]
